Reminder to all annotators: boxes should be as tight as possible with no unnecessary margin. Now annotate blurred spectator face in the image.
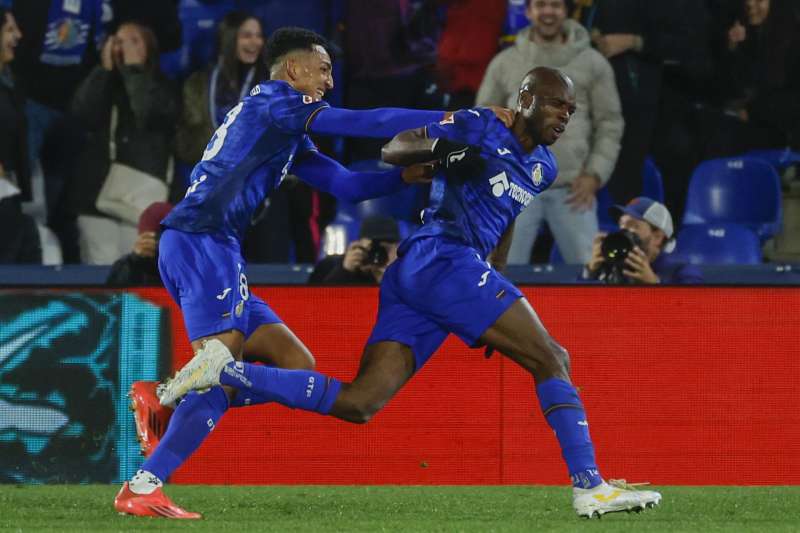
[116,23,149,66]
[0,12,22,65]
[745,0,770,26]
[290,44,334,102]
[236,18,264,65]
[619,214,666,259]
[526,0,567,42]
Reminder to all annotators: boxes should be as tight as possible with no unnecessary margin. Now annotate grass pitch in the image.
[1,485,798,532]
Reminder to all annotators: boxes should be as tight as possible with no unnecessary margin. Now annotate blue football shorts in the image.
[366,236,523,371]
[158,229,282,341]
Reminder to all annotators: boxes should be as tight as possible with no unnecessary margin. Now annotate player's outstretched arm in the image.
[292,151,433,203]
[308,107,447,139]
[382,127,483,173]
[381,127,434,167]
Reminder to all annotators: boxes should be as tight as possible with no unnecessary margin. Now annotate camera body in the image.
[596,229,643,284]
[365,239,389,267]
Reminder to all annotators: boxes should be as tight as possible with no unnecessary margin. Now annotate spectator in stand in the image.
[308,215,401,285]
[11,0,110,263]
[175,11,265,169]
[649,0,722,223]
[106,201,172,286]
[712,0,800,154]
[581,197,704,284]
[477,0,623,264]
[66,21,178,265]
[572,0,698,205]
[0,7,40,264]
[435,0,506,110]
[0,6,28,202]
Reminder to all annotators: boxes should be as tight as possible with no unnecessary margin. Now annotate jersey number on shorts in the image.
[202,102,244,162]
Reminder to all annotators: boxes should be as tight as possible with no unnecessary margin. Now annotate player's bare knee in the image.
[544,339,570,376]
[346,397,382,424]
[292,351,315,370]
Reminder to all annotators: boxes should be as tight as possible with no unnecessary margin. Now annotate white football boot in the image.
[573,479,661,519]
[158,339,234,406]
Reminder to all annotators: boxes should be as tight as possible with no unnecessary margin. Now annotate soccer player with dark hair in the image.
[113,26,507,518]
[161,66,662,519]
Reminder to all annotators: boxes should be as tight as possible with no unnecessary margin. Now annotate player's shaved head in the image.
[519,66,573,97]
[512,66,576,148]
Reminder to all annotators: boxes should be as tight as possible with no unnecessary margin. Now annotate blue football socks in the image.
[141,386,229,482]
[228,390,271,408]
[219,361,341,415]
[536,378,603,489]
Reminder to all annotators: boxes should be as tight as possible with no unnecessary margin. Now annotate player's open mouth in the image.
[552,125,565,137]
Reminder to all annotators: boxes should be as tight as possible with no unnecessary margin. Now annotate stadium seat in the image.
[670,223,762,265]
[742,148,800,171]
[596,156,664,230]
[318,212,418,260]
[682,157,782,240]
[642,156,665,202]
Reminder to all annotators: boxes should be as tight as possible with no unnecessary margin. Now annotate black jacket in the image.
[308,255,377,285]
[65,65,178,217]
[106,253,162,286]
[0,71,31,201]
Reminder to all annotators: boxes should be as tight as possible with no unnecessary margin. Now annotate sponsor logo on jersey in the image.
[489,171,532,206]
[509,182,533,206]
[215,288,232,300]
[439,115,455,125]
[532,163,543,186]
[467,109,481,117]
[497,147,511,156]
[250,85,261,96]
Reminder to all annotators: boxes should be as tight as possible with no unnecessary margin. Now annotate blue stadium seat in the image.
[743,148,800,171]
[596,156,664,229]
[318,213,418,260]
[670,223,762,265]
[160,0,236,80]
[642,156,665,202]
[682,157,782,240]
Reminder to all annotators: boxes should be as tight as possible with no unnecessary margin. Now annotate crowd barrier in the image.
[1,286,798,485]
[1,263,800,286]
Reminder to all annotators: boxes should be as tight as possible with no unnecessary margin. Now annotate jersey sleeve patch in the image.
[269,89,330,134]
[425,108,488,146]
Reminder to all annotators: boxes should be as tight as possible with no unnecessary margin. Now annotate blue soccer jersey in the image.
[368,109,559,370]
[162,80,328,241]
[407,108,558,258]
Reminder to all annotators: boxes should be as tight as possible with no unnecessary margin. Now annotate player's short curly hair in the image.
[264,27,332,71]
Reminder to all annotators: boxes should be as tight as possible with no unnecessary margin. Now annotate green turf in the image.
[1,485,798,532]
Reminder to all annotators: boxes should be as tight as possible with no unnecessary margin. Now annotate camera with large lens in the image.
[365,240,389,267]
[596,229,643,284]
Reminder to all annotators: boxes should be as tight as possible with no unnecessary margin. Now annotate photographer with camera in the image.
[582,197,703,284]
[309,215,401,285]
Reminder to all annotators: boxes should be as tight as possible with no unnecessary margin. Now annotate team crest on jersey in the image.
[532,163,543,186]
[302,95,313,104]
